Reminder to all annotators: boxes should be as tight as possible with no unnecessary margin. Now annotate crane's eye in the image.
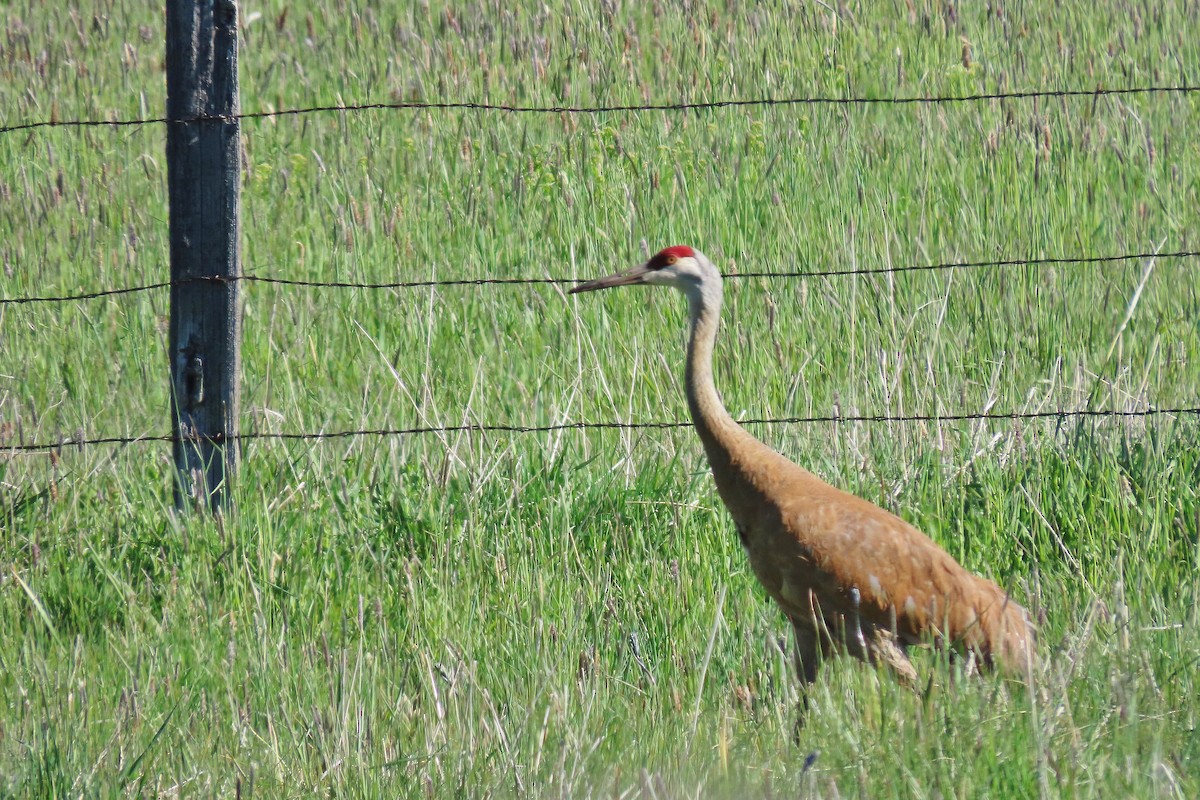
[666,255,678,265]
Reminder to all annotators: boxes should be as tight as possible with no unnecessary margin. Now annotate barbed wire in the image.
[0,281,175,305]
[6,405,1197,454]
[3,249,1195,307]
[2,85,1197,136]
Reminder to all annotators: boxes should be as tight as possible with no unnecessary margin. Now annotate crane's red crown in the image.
[648,245,695,269]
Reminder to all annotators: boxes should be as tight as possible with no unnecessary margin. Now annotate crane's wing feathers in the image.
[722,442,1034,672]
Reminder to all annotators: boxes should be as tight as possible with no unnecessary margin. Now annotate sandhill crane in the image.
[570,245,1034,694]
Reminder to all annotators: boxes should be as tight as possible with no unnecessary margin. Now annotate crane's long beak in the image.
[568,262,651,294]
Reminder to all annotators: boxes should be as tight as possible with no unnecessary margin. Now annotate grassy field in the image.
[2,0,1199,796]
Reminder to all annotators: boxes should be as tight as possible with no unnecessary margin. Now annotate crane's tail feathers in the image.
[969,589,1037,678]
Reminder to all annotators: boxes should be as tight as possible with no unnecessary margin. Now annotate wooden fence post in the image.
[166,0,241,511]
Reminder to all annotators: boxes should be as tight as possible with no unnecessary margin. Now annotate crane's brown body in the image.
[694,410,1033,683]
[571,245,1034,688]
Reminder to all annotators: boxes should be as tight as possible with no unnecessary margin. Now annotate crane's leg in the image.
[866,629,919,689]
[846,588,918,688]
[790,618,828,742]
[792,619,823,685]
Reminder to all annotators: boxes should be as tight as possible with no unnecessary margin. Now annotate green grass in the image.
[2,0,1199,796]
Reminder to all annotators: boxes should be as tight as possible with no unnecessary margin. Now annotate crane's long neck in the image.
[683,275,793,518]
[684,280,751,466]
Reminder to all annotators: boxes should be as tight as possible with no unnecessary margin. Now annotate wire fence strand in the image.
[2,85,1198,136]
[6,405,1198,454]
[4,250,1196,306]
[0,282,175,305]
[5,84,1199,455]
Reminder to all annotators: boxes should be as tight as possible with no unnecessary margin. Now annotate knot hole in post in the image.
[185,354,204,409]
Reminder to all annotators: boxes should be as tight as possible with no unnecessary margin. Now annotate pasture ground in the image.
[2,1,1198,796]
